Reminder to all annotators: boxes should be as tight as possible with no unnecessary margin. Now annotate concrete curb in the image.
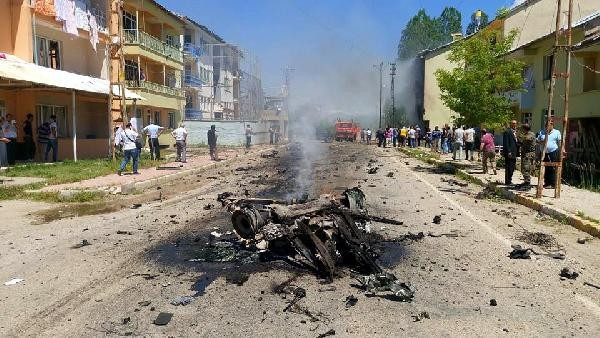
[120,145,284,194]
[398,148,600,238]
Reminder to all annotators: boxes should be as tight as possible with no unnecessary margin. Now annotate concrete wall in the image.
[185,120,271,146]
[423,47,457,128]
[0,0,34,61]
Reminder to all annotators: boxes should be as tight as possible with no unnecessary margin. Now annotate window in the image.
[168,112,176,129]
[166,35,175,47]
[36,36,61,69]
[521,112,532,125]
[125,60,139,82]
[122,11,137,30]
[543,54,554,81]
[153,111,161,125]
[184,34,192,44]
[36,105,68,137]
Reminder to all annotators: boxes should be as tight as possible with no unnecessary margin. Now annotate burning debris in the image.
[221,187,414,301]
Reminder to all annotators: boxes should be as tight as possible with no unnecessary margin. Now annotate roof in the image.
[0,54,143,100]
[180,16,226,43]
[573,32,600,51]
[148,0,186,26]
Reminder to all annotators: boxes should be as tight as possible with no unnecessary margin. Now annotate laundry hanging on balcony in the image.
[34,0,56,16]
[75,0,90,31]
[89,15,99,52]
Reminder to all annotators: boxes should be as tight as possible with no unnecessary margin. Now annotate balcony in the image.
[184,74,206,88]
[126,80,185,98]
[183,43,206,59]
[123,29,183,63]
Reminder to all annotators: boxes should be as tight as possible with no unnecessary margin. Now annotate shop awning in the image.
[0,53,144,100]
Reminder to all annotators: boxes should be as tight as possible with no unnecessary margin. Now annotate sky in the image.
[159,0,519,120]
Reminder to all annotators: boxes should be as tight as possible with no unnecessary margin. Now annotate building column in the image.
[163,64,166,86]
[137,55,141,83]
[72,90,77,162]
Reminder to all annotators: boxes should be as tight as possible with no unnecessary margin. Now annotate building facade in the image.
[0,0,114,161]
[121,0,185,134]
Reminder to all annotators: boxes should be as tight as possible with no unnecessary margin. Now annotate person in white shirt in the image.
[463,126,476,161]
[118,123,140,175]
[366,128,372,145]
[408,127,416,148]
[453,126,465,160]
[3,114,17,165]
[171,123,188,163]
[143,121,164,160]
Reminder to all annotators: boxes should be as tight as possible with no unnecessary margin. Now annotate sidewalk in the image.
[40,145,273,194]
[400,146,600,237]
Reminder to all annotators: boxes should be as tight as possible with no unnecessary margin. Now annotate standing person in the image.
[366,128,372,145]
[432,126,441,152]
[207,124,218,160]
[44,115,58,162]
[441,127,449,154]
[400,126,407,147]
[360,129,365,143]
[408,126,416,148]
[171,123,188,163]
[269,126,275,145]
[384,127,391,147]
[416,126,422,147]
[452,125,464,160]
[117,123,140,176]
[392,127,398,147]
[537,119,562,188]
[376,128,384,147]
[480,128,497,175]
[502,120,519,185]
[245,124,253,149]
[143,121,164,160]
[0,116,9,167]
[23,114,35,161]
[3,114,17,165]
[464,125,476,161]
[519,124,536,187]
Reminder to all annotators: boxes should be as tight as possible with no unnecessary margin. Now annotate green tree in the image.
[438,7,463,44]
[397,8,462,60]
[466,10,489,35]
[435,29,524,129]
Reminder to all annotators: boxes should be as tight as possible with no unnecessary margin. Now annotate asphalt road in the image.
[1,142,599,337]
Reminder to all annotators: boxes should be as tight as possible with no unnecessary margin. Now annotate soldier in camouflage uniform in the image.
[519,124,536,186]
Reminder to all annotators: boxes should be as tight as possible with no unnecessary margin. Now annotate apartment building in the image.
[181,17,222,120]
[0,0,121,160]
[121,0,185,134]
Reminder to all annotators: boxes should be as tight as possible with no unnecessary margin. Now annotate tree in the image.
[435,29,524,129]
[466,10,489,35]
[397,8,462,60]
[438,7,463,44]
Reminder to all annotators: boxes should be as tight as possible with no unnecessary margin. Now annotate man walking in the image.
[3,114,17,165]
[431,126,441,152]
[392,127,398,147]
[408,126,416,148]
[171,123,188,163]
[480,128,497,175]
[464,125,475,161]
[245,124,253,149]
[44,115,58,162]
[117,123,140,176]
[519,124,536,187]
[502,120,519,185]
[207,125,218,161]
[452,125,464,160]
[143,121,164,160]
[537,119,562,188]
[366,128,372,145]
[23,114,35,161]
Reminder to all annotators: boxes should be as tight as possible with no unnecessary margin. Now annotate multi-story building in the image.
[0,0,119,160]
[121,0,185,134]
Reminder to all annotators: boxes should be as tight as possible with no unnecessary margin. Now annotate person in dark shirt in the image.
[23,113,35,161]
[207,125,218,160]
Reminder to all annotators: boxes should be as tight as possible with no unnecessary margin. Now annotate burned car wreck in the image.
[219,188,414,301]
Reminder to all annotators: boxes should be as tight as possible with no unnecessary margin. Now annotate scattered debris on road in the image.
[433,215,442,224]
[170,296,194,306]
[386,172,394,177]
[490,299,498,306]
[441,177,468,187]
[559,267,579,280]
[221,187,414,301]
[153,312,173,326]
[4,278,24,286]
[317,329,336,338]
[412,311,430,322]
[72,239,91,249]
[345,294,358,308]
[584,281,600,290]
[508,245,533,259]
[116,230,132,235]
[131,203,142,209]
[577,237,590,244]
[367,167,379,174]
[516,231,558,249]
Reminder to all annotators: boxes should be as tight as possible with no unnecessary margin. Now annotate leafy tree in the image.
[466,10,489,35]
[435,29,524,129]
[438,7,463,44]
[397,8,462,60]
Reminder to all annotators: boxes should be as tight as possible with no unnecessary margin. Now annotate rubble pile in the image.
[220,187,414,301]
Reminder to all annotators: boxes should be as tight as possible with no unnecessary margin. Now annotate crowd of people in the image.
[357,120,562,189]
[0,114,58,168]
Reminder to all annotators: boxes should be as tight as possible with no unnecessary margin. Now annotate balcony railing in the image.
[123,29,183,63]
[126,80,185,98]
[183,43,206,58]
[184,74,206,88]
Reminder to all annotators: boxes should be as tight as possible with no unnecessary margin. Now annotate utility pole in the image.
[390,62,396,127]
[373,62,383,129]
[536,0,573,199]
[283,67,295,115]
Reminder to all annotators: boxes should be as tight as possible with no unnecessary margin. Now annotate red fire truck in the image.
[334,120,360,142]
